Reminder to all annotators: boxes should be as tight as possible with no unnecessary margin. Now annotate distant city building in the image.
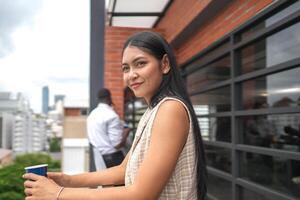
[13,113,47,153]
[0,92,30,113]
[62,101,89,174]
[54,95,65,104]
[48,99,64,137]
[0,113,14,149]
[42,86,49,114]
[64,98,89,116]
[0,92,48,153]
[0,92,31,150]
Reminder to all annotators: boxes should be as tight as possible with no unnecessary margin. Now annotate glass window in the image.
[191,86,231,114]
[266,22,300,67]
[239,152,300,199]
[237,22,300,74]
[200,117,231,142]
[237,113,300,152]
[266,1,300,26]
[236,1,300,42]
[239,187,274,200]
[187,55,231,93]
[205,145,231,173]
[239,67,300,110]
[207,174,232,200]
[185,41,230,72]
[125,98,147,131]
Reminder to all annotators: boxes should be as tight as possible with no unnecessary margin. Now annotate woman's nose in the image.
[129,70,138,79]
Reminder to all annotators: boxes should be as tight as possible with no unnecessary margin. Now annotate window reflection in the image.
[236,1,300,42]
[207,174,232,200]
[240,187,273,200]
[191,86,231,113]
[124,92,147,131]
[240,153,300,198]
[266,22,300,67]
[242,115,277,148]
[200,117,231,142]
[237,39,266,74]
[266,1,300,26]
[238,113,300,152]
[205,145,231,173]
[185,41,230,72]
[240,67,300,110]
[187,55,231,93]
[237,22,300,74]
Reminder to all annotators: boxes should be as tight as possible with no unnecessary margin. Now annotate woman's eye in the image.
[137,61,146,67]
[122,66,130,73]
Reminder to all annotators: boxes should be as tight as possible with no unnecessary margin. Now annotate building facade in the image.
[13,112,47,153]
[42,86,49,114]
[0,112,14,149]
[62,103,89,174]
[0,92,30,150]
[97,0,300,199]
[0,92,48,153]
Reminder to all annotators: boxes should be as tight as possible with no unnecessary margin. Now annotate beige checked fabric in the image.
[125,97,197,200]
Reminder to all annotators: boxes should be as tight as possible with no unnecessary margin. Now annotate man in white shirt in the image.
[87,88,130,170]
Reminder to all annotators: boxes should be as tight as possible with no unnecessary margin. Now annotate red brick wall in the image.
[157,0,212,43]
[64,108,81,116]
[156,0,273,64]
[104,27,163,118]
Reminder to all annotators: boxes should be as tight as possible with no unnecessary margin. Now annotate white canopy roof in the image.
[105,0,172,28]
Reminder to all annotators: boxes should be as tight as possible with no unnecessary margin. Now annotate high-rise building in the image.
[54,95,65,104]
[42,86,49,114]
[13,112,47,153]
[0,92,30,113]
[0,92,48,153]
[0,92,30,150]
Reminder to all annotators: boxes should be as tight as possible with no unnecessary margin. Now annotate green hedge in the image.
[0,153,61,199]
[49,137,61,152]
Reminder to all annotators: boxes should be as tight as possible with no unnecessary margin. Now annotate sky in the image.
[0,0,90,113]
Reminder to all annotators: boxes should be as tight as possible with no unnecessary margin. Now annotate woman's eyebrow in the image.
[132,56,146,63]
[122,56,145,66]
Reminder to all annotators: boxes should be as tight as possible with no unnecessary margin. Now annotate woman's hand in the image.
[47,172,71,187]
[23,173,61,200]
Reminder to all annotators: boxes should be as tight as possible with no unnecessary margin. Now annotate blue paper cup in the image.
[25,164,48,177]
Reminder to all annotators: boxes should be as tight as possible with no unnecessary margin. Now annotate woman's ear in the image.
[161,54,171,74]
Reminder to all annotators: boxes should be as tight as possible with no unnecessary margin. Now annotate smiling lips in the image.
[131,82,142,89]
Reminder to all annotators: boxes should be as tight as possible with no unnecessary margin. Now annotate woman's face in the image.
[122,46,167,103]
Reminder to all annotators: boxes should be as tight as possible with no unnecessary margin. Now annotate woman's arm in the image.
[48,153,129,188]
[71,153,129,187]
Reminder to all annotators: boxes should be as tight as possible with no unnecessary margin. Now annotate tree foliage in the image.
[49,137,61,152]
[0,153,61,199]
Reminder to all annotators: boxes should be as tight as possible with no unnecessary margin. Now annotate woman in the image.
[23,31,207,200]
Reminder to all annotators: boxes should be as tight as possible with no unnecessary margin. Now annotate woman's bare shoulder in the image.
[152,99,190,137]
[157,98,189,120]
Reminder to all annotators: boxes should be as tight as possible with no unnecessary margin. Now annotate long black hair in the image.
[123,31,207,199]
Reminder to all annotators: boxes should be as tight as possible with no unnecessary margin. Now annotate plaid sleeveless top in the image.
[125,97,197,199]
